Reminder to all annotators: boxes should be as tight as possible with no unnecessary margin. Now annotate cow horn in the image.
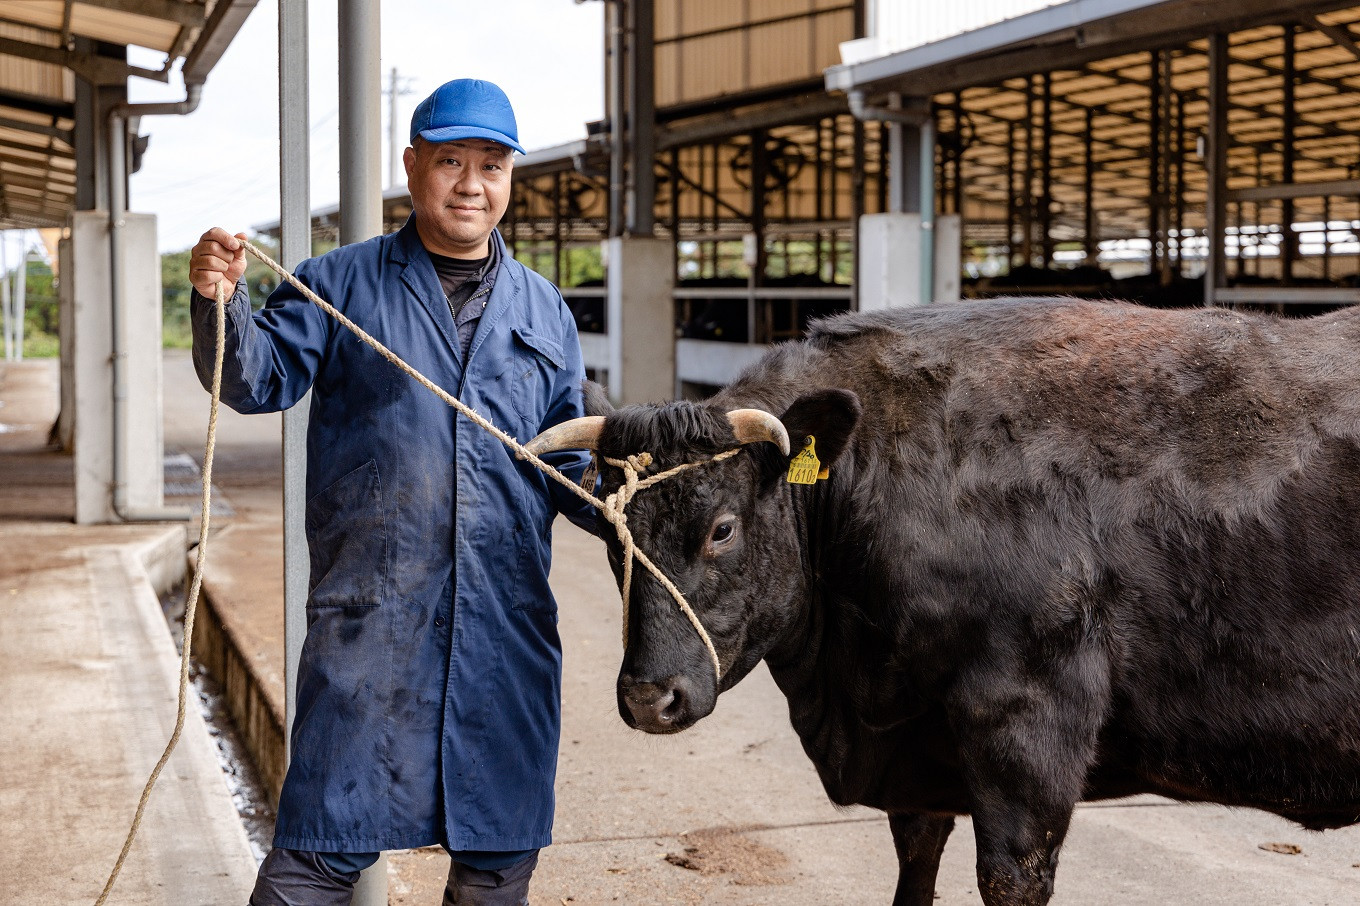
[727,409,790,455]
[523,416,605,456]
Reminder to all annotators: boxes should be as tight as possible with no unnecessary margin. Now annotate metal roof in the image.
[825,0,1358,97]
[0,0,257,228]
[938,15,1360,242]
[822,0,1360,285]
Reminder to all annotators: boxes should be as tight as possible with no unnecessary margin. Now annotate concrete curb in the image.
[190,534,289,805]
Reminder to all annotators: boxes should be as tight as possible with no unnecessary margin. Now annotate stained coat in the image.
[190,218,595,852]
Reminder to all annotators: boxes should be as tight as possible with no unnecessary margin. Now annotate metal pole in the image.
[920,112,936,305]
[1322,195,1332,281]
[886,93,904,213]
[1149,50,1163,283]
[1083,107,1096,265]
[1281,25,1297,284]
[1039,73,1052,268]
[388,66,402,189]
[950,92,964,218]
[280,0,310,767]
[340,0,383,245]
[1173,91,1185,277]
[1006,120,1016,270]
[607,0,624,237]
[851,117,865,310]
[1205,33,1229,306]
[338,1,387,900]
[749,129,767,343]
[626,0,656,235]
[1022,76,1035,267]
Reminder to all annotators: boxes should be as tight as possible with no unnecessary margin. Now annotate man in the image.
[188,78,596,906]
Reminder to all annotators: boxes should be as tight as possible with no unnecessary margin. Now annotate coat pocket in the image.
[510,326,564,431]
[306,459,389,608]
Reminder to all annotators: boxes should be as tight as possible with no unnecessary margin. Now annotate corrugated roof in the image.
[0,0,249,228]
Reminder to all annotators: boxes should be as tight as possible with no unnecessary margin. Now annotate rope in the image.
[95,279,227,906]
[235,237,731,681]
[599,450,738,654]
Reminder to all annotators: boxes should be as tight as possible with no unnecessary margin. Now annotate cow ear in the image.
[752,389,860,489]
[583,380,614,417]
[779,389,861,469]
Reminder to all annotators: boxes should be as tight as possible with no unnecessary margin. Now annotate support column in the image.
[56,235,74,450]
[71,211,162,523]
[857,212,959,310]
[1083,106,1097,265]
[1205,33,1229,306]
[280,0,311,774]
[626,0,656,235]
[1281,25,1297,284]
[606,235,673,403]
[604,0,671,401]
[338,1,388,901]
[885,93,921,215]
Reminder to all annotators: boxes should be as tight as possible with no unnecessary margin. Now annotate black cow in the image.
[527,297,1360,906]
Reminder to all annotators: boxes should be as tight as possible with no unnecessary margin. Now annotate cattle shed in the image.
[827,0,1360,312]
[265,0,1360,401]
[0,1,256,522]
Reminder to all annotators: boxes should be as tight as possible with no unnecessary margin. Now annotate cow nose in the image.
[620,676,692,733]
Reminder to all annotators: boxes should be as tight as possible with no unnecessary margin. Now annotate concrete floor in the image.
[0,359,257,905]
[155,350,1360,905]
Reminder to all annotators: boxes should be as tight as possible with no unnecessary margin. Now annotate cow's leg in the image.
[949,661,1105,906]
[966,785,1076,906]
[888,812,954,906]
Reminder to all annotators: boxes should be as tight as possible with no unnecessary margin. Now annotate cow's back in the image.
[769,298,1360,825]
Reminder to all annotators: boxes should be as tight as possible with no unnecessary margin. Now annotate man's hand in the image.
[190,228,249,299]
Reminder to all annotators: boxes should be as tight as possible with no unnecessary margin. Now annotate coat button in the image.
[434,617,446,628]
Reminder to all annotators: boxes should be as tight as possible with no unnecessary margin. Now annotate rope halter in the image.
[525,410,789,682]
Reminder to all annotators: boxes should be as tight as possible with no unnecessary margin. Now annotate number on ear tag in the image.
[787,436,821,485]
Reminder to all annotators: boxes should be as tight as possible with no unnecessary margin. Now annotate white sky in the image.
[127,0,605,253]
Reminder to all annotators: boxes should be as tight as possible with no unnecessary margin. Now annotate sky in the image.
[127,0,605,253]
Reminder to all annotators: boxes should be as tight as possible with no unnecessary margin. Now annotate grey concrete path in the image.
[156,351,1360,905]
[0,360,257,905]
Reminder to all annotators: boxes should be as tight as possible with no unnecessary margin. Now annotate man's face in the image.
[404,138,513,258]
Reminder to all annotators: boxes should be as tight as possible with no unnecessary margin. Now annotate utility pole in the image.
[385,66,412,189]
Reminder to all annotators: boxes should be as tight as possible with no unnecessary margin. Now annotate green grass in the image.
[21,331,59,358]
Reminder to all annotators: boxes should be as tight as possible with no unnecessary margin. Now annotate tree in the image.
[161,235,281,347]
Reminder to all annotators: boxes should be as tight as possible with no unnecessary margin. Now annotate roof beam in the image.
[0,115,73,144]
[0,89,74,121]
[1307,17,1360,62]
[92,0,207,28]
[0,135,73,159]
[0,150,76,174]
[0,34,167,84]
[181,0,259,83]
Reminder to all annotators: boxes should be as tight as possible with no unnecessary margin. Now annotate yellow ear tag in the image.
[787,436,822,485]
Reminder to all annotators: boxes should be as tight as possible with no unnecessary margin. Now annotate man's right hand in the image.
[190,227,249,299]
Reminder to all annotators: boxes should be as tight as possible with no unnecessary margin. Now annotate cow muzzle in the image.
[618,673,704,734]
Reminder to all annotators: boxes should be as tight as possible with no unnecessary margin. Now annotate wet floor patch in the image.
[664,825,790,886]
[164,451,236,516]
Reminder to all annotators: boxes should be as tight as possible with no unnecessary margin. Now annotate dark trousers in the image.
[249,847,538,906]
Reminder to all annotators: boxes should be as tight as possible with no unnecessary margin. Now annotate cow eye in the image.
[706,516,738,555]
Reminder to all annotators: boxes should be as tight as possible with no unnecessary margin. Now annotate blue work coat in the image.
[190,220,596,853]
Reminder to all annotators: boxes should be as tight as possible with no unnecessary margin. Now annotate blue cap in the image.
[409,79,525,154]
